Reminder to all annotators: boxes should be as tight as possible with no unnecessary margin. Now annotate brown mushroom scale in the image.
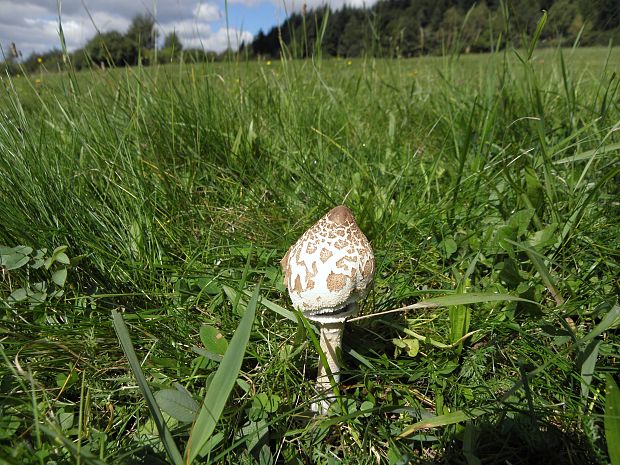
[281,205,374,413]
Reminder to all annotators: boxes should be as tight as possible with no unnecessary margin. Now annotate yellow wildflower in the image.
[37,57,43,64]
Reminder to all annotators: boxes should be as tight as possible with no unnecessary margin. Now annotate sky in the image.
[0,0,379,59]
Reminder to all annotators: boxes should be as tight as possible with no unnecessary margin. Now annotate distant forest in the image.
[2,15,206,76]
[245,0,620,58]
[2,0,619,76]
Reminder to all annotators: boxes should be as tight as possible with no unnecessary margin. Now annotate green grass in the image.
[0,43,619,464]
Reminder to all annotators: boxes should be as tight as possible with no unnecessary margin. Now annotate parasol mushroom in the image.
[281,205,374,413]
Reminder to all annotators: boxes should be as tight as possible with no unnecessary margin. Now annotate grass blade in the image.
[39,424,107,465]
[553,142,620,165]
[225,285,300,325]
[397,408,488,439]
[581,303,620,345]
[185,284,259,464]
[577,340,601,400]
[350,293,536,322]
[111,309,184,465]
[505,239,564,305]
[526,11,547,60]
[400,292,533,308]
[605,375,620,465]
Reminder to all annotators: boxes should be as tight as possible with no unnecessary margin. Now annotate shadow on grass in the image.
[339,319,601,465]
[439,413,600,465]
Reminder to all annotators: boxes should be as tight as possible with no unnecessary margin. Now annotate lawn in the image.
[1,43,619,464]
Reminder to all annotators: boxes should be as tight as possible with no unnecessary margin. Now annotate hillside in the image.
[246,0,620,58]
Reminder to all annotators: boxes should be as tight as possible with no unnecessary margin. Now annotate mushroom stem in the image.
[312,320,345,414]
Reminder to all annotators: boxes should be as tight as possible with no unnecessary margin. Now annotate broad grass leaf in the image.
[0,415,20,440]
[45,246,70,269]
[605,375,620,465]
[463,421,482,465]
[29,291,47,306]
[155,388,200,423]
[440,238,457,258]
[9,245,33,255]
[235,287,299,324]
[58,411,74,431]
[112,310,184,465]
[8,288,28,303]
[252,392,280,415]
[505,239,564,305]
[577,340,601,399]
[186,284,259,464]
[449,302,470,347]
[508,209,534,236]
[392,338,419,357]
[55,252,70,265]
[56,372,78,389]
[581,303,620,345]
[397,408,488,438]
[258,443,274,465]
[191,346,224,363]
[197,432,224,459]
[524,167,544,214]
[52,268,68,287]
[199,325,228,356]
[528,223,558,250]
[2,246,32,270]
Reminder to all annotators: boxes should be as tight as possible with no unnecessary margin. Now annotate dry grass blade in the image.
[349,293,535,322]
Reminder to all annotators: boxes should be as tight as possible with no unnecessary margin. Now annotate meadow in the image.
[1,43,619,464]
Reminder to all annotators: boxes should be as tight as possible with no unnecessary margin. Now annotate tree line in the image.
[2,14,222,76]
[2,0,619,76]
[245,0,620,58]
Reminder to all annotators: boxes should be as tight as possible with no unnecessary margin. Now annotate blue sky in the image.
[224,2,285,35]
[0,0,377,59]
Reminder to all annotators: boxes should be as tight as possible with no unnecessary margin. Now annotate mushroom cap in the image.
[280,205,374,321]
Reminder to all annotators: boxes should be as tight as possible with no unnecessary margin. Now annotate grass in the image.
[0,41,619,464]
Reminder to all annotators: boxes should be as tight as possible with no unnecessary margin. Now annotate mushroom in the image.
[281,205,374,413]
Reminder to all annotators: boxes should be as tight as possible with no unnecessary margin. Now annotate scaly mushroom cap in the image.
[281,205,374,321]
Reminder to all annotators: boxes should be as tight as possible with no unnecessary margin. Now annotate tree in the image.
[588,0,620,30]
[381,7,421,57]
[438,6,465,49]
[548,0,580,37]
[338,13,365,57]
[322,6,347,56]
[463,2,493,52]
[85,31,133,67]
[126,14,158,51]
[163,31,183,52]
[509,0,541,36]
[158,31,183,63]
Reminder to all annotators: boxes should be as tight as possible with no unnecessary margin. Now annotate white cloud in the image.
[161,18,252,51]
[193,3,221,21]
[0,0,254,57]
[201,27,253,51]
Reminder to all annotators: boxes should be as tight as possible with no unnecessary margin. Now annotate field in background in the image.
[1,44,619,464]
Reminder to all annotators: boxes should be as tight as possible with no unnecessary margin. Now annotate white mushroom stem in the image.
[312,320,345,414]
[317,321,345,386]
